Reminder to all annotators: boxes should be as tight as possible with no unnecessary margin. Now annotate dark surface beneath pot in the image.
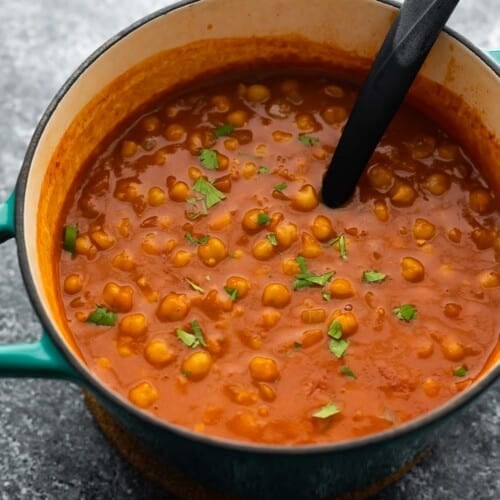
[0,1,498,499]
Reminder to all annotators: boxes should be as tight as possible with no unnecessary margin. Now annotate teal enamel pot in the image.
[0,0,499,498]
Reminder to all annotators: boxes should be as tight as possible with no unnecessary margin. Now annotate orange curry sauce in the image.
[58,73,499,445]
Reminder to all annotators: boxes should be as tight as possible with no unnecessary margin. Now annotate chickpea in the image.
[142,233,161,255]
[182,351,213,381]
[75,235,96,258]
[259,310,281,329]
[415,337,434,358]
[211,95,231,112]
[441,336,465,361]
[141,115,161,133]
[247,84,271,103]
[121,140,137,158]
[89,231,115,250]
[257,383,277,402]
[401,257,425,282]
[469,188,494,214]
[311,215,335,242]
[226,110,248,128]
[300,232,323,258]
[209,213,232,231]
[226,276,250,299]
[272,131,293,143]
[228,412,260,440]
[197,237,228,267]
[479,270,500,288]
[422,172,451,196]
[373,199,389,222]
[330,311,358,336]
[301,329,324,348]
[301,308,326,324]
[471,228,494,250]
[148,187,166,207]
[154,148,168,165]
[447,227,462,243]
[329,278,355,299]
[188,166,203,181]
[157,292,190,321]
[262,283,291,308]
[144,339,175,367]
[242,161,257,178]
[367,165,394,191]
[168,181,190,202]
[390,181,417,207]
[444,303,462,319]
[172,250,192,268]
[413,218,436,241]
[225,384,258,405]
[128,382,158,409]
[437,142,458,160]
[275,222,299,250]
[291,184,319,212]
[63,274,83,295]
[103,282,134,313]
[281,257,301,275]
[409,135,436,159]
[249,356,280,382]
[164,123,186,142]
[422,378,441,397]
[321,105,347,125]
[323,84,345,98]
[117,218,131,238]
[242,209,267,234]
[119,313,148,337]
[295,113,317,131]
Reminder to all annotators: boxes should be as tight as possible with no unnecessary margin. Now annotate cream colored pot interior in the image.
[24,0,499,368]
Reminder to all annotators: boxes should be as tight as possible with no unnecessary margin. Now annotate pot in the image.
[0,0,498,498]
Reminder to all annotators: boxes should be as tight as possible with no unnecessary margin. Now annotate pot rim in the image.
[15,0,500,455]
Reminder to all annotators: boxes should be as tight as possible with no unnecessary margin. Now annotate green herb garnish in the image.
[298,134,320,147]
[273,182,288,192]
[257,213,271,225]
[293,256,334,290]
[393,304,417,322]
[185,231,209,246]
[224,286,239,302]
[214,124,235,137]
[191,320,207,346]
[228,252,236,259]
[176,320,207,348]
[453,366,468,377]
[340,366,357,379]
[327,320,343,339]
[322,292,332,301]
[192,177,226,208]
[312,403,340,419]
[87,306,117,327]
[362,270,387,283]
[258,166,269,174]
[327,319,349,358]
[185,278,204,294]
[63,225,78,253]
[199,149,219,170]
[329,235,347,260]
[266,233,278,246]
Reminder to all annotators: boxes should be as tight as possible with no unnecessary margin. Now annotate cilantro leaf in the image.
[322,292,331,301]
[330,235,347,260]
[224,286,239,302]
[87,306,117,326]
[393,304,417,322]
[453,366,468,377]
[199,149,219,170]
[273,182,288,192]
[312,403,340,419]
[192,177,226,208]
[185,278,204,294]
[298,134,320,147]
[177,320,207,348]
[185,231,209,246]
[257,213,271,225]
[258,166,269,174]
[328,338,349,358]
[266,233,278,246]
[327,320,343,340]
[214,124,234,137]
[63,225,78,253]
[293,257,334,290]
[363,270,387,283]
[191,320,207,347]
[340,366,357,379]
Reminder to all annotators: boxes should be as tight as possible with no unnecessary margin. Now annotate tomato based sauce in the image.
[58,73,499,445]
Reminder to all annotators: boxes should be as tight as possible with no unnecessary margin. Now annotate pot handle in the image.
[0,192,80,380]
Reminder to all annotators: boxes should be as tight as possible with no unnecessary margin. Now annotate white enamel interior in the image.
[23,0,499,367]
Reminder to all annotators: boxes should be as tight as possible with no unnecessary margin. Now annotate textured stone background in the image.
[0,1,498,499]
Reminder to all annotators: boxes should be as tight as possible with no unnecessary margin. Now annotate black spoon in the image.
[321,0,460,208]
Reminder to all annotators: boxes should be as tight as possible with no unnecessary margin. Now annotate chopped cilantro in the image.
[293,256,334,290]
[191,320,207,347]
[273,182,288,192]
[327,320,343,340]
[329,338,349,358]
[63,225,78,253]
[322,292,332,301]
[340,366,357,379]
[298,134,320,147]
[185,278,204,294]
[192,177,226,208]
[199,149,219,170]
[312,403,340,419]
[266,233,278,246]
[393,304,417,322]
[330,235,347,260]
[177,320,207,348]
[214,123,234,137]
[87,306,117,327]
[228,252,236,259]
[257,213,271,225]
[185,231,209,246]
[453,366,468,377]
[258,166,269,174]
[363,270,387,283]
[224,286,239,302]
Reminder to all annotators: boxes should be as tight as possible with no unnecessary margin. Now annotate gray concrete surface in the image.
[0,1,499,499]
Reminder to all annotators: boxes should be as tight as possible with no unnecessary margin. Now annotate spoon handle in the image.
[321,0,460,208]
